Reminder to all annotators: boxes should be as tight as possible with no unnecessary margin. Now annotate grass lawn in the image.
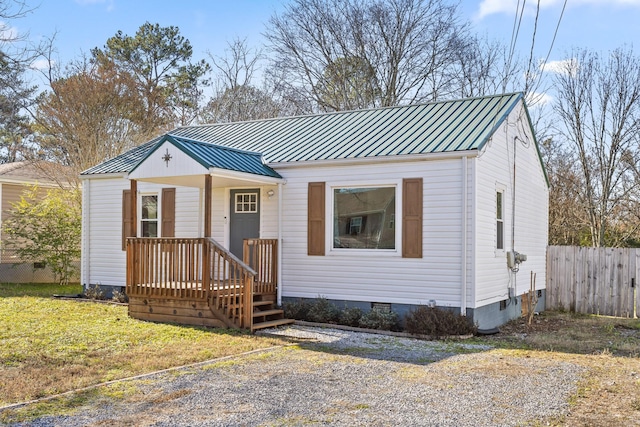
[0,283,286,406]
[1,284,639,426]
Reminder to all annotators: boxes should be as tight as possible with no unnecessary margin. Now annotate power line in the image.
[531,0,568,97]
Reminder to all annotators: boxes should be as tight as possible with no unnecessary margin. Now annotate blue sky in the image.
[11,0,640,91]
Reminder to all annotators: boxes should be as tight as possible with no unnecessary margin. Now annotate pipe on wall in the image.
[277,182,283,306]
[461,156,468,316]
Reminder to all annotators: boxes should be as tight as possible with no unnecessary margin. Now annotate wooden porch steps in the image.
[250,295,294,332]
[252,318,295,331]
[210,293,294,332]
[253,300,274,308]
[253,308,284,318]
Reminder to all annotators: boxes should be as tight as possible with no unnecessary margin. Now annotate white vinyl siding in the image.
[474,105,549,306]
[279,159,466,307]
[260,185,279,239]
[128,140,208,180]
[211,187,226,243]
[175,187,200,238]
[82,179,201,287]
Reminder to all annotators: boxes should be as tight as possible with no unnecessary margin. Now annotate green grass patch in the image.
[0,389,99,424]
[0,283,286,407]
[0,282,83,298]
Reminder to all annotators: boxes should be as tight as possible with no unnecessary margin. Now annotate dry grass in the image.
[483,311,640,357]
[0,283,286,407]
[477,312,640,426]
[2,285,640,426]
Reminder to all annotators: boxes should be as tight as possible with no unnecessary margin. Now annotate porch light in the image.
[267,189,275,198]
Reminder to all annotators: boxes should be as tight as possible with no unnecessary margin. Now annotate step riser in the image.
[211,295,293,331]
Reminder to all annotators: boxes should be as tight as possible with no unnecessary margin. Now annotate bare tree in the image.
[203,39,285,123]
[540,137,589,245]
[448,35,522,99]
[553,47,640,247]
[264,0,469,112]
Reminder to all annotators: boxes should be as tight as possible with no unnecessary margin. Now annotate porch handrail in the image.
[243,238,278,295]
[205,237,255,328]
[205,237,256,276]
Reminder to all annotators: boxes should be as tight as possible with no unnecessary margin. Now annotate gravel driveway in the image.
[9,325,584,426]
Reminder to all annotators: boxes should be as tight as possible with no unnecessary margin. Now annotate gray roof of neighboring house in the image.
[81,92,528,176]
[0,161,67,182]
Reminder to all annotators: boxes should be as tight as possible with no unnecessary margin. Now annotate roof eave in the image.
[267,149,479,169]
[209,167,286,185]
[79,172,128,180]
[474,92,523,153]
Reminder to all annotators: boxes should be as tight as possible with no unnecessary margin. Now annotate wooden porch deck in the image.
[125,237,293,331]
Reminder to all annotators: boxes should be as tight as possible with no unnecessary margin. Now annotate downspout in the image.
[277,182,283,306]
[461,156,467,316]
[80,179,89,288]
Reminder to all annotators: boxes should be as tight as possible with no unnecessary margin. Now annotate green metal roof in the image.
[82,138,160,175]
[82,93,527,176]
[128,135,281,178]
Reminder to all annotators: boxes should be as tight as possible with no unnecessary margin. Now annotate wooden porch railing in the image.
[126,238,209,300]
[205,237,255,328]
[126,237,278,329]
[243,238,278,295]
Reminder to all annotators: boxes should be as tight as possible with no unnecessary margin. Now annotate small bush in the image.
[307,298,340,323]
[404,306,477,337]
[339,306,363,327]
[83,284,104,300]
[112,290,128,303]
[283,299,312,320]
[359,307,399,331]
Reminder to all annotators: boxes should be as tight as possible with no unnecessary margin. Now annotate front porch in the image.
[126,237,293,331]
[123,134,291,331]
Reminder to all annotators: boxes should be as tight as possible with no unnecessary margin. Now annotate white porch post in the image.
[277,182,283,306]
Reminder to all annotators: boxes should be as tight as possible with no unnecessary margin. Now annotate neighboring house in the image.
[0,161,74,283]
[80,92,548,330]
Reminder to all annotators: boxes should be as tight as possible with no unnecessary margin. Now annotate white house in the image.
[80,93,548,330]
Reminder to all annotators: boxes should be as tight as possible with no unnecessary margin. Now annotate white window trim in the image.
[138,191,161,238]
[495,183,506,256]
[234,192,259,213]
[325,179,402,256]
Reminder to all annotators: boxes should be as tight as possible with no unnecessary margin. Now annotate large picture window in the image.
[141,195,158,237]
[333,187,396,249]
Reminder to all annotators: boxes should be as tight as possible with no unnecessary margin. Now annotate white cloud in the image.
[476,0,559,20]
[30,58,52,71]
[476,0,640,20]
[542,58,579,76]
[0,21,18,42]
[526,91,553,108]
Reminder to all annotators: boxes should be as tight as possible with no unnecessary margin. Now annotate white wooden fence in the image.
[546,246,639,317]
